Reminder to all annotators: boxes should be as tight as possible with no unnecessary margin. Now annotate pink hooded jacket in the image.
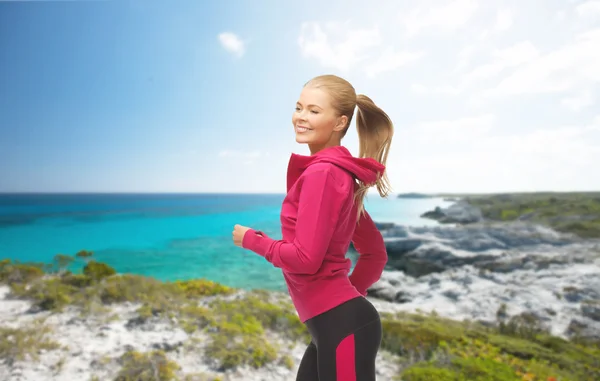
[242,145,388,322]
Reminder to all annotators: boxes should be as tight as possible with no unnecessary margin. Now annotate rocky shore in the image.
[367,195,600,343]
[366,220,600,341]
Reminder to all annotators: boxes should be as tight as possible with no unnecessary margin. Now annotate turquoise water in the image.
[0,193,451,291]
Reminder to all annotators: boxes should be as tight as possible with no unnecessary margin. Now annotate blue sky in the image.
[1,0,599,194]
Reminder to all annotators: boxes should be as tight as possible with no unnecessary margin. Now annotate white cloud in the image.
[297,21,422,77]
[218,32,245,58]
[483,28,600,98]
[413,114,495,143]
[494,9,513,32]
[412,41,539,96]
[411,83,462,96]
[465,41,539,81]
[411,25,600,107]
[399,0,480,37]
[456,45,476,71]
[388,114,600,193]
[283,1,600,193]
[297,21,382,73]
[575,0,600,18]
[561,90,594,111]
[365,48,424,78]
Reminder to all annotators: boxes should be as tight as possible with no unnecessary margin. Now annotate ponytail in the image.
[354,94,393,218]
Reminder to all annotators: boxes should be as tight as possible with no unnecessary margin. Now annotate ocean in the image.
[0,193,451,291]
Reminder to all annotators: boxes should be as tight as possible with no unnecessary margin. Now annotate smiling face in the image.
[292,85,348,154]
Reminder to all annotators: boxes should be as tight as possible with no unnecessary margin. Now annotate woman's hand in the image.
[232,224,251,247]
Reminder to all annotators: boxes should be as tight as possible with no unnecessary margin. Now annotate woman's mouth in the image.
[296,126,312,133]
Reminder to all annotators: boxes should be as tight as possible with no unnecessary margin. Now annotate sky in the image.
[0,0,599,194]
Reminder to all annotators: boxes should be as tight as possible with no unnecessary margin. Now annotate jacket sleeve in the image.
[242,169,345,275]
[348,209,388,296]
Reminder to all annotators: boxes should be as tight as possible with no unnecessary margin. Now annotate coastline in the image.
[1,192,600,380]
[374,192,600,339]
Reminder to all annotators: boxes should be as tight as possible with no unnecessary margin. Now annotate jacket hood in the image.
[286,145,386,191]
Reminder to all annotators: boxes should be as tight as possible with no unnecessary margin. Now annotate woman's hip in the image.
[304,296,381,347]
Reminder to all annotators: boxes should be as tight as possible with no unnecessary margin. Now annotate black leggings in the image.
[296,296,382,381]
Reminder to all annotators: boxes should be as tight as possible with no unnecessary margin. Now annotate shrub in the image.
[0,321,61,366]
[174,279,235,298]
[401,357,521,381]
[383,311,600,381]
[0,259,45,284]
[381,313,463,361]
[83,260,117,281]
[204,324,278,371]
[10,277,79,312]
[114,350,180,381]
[209,294,310,343]
[199,295,304,371]
[52,254,75,274]
[465,192,600,238]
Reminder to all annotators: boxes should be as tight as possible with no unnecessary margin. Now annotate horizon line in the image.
[1,190,599,195]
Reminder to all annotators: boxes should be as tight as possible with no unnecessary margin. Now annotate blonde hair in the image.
[304,74,394,218]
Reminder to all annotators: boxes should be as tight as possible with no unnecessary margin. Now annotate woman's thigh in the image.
[301,296,383,381]
[314,318,382,381]
[296,340,319,381]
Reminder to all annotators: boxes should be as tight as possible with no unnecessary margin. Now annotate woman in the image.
[232,74,393,381]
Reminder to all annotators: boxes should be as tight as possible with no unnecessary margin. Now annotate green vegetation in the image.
[0,253,301,375]
[0,320,62,366]
[1,253,236,314]
[2,253,599,380]
[382,309,600,381]
[114,350,180,381]
[200,295,310,370]
[182,374,223,381]
[458,192,600,238]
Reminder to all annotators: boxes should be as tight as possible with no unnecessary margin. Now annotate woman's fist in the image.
[232,224,251,247]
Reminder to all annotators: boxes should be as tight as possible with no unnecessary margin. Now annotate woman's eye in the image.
[311,110,319,114]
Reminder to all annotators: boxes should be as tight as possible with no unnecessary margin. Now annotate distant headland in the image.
[396,192,434,199]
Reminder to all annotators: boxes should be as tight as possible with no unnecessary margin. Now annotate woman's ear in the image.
[333,115,348,132]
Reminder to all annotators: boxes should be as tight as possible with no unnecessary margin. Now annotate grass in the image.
[113,350,181,381]
[0,319,62,366]
[382,310,600,380]
[2,253,600,380]
[447,192,600,239]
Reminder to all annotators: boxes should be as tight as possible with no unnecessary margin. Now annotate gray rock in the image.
[380,221,580,277]
[363,220,600,341]
[384,237,422,253]
[581,301,600,321]
[421,200,484,224]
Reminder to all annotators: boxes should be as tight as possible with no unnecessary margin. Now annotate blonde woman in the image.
[233,74,392,380]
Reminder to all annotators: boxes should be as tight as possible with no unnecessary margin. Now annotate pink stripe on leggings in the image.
[336,333,356,381]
